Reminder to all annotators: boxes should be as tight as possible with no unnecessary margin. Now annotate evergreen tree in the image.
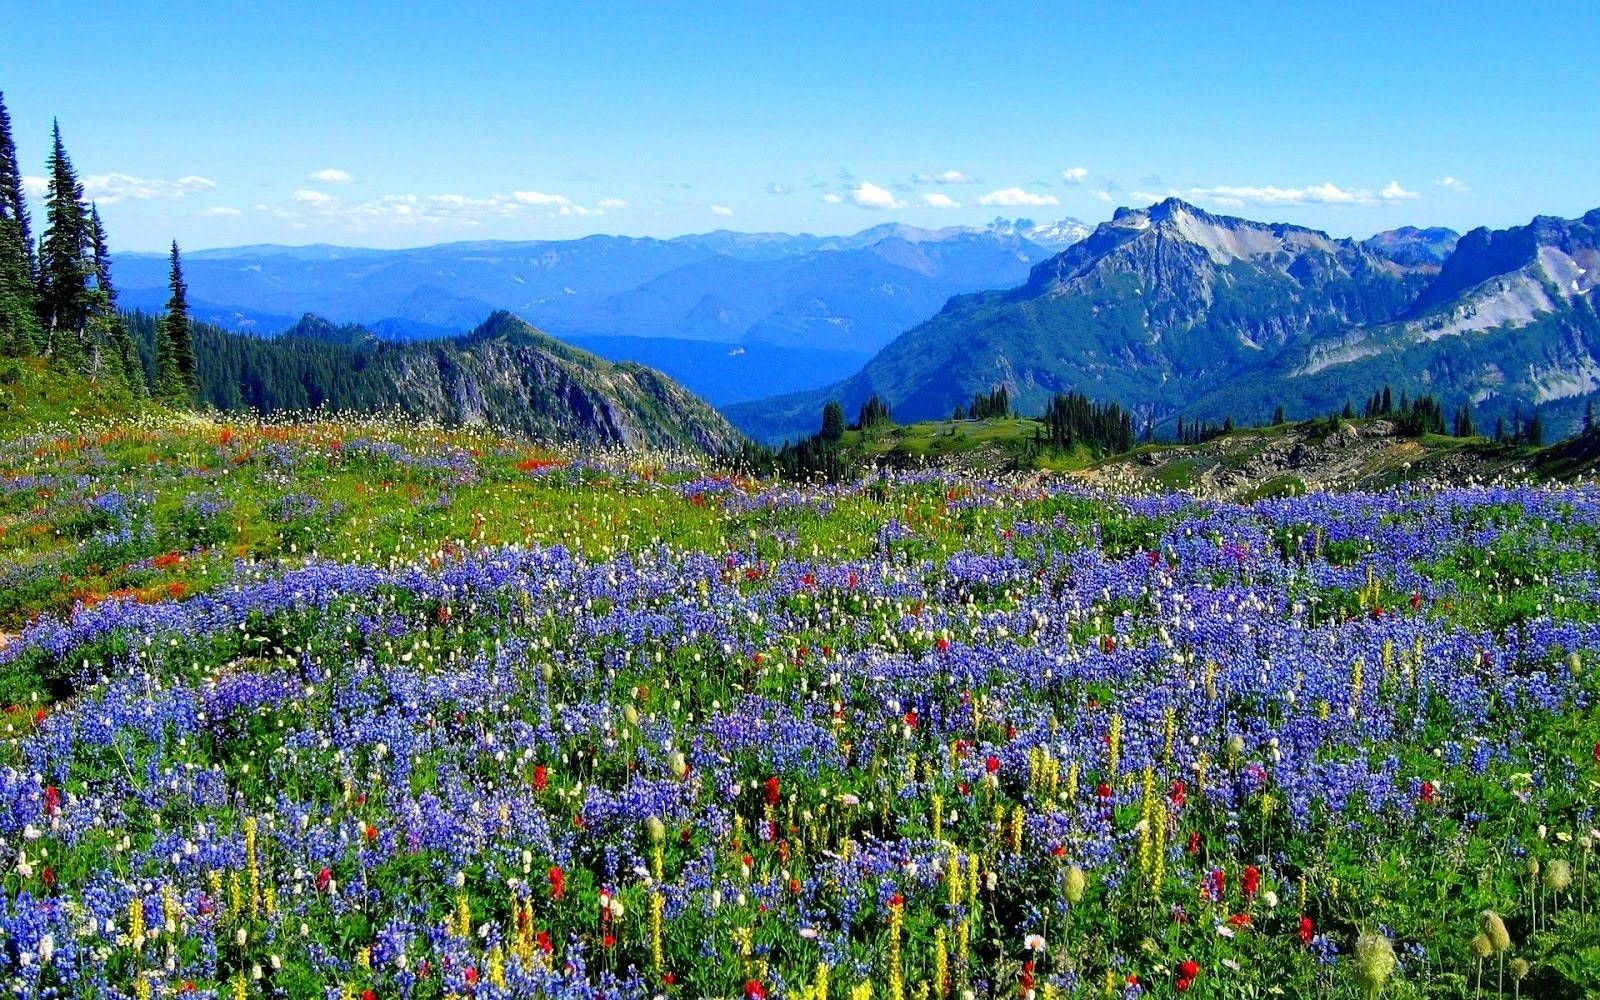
[1525,408,1543,447]
[819,400,844,442]
[1585,399,1595,435]
[1039,390,1135,456]
[1453,402,1476,439]
[157,241,197,400]
[856,394,891,430]
[85,206,141,390]
[1342,399,1355,419]
[0,91,40,355]
[1494,416,1506,443]
[1394,393,1445,436]
[37,120,91,364]
[1380,386,1392,415]
[952,404,966,421]
[0,94,32,280]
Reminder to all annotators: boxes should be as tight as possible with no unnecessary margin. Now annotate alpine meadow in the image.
[4,5,1600,999]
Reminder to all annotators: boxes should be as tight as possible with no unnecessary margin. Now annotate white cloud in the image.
[293,189,334,204]
[1060,167,1089,185]
[710,205,734,216]
[922,193,960,209]
[1184,181,1399,207]
[203,206,241,216]
[822,193,843,204]
[1437,176,1470,193]
[766,182,792,195]
[22,176,46,197]
[1093,189,1113,202]
[597,198,629,209]
[852,182,906,209]
[512,190,571,206]
[1129,192,1163,205]
[67,173,216,204]
[979,187,1060,207]
[308,168,353,184]
[913,169,977,185]
[1380,180,1420,201]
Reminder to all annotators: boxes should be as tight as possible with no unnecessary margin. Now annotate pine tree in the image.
[1272,404,1285,426]
[0,91,40,356]
[85,205,141,391]
[820,400,845,442]
[1380,386,1392,415]
[1525,408,1544,447]
[0,92,33,279]
[37,120,91,364]
[157,241,196,400]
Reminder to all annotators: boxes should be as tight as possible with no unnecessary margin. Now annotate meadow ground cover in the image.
[1,415,1599,998]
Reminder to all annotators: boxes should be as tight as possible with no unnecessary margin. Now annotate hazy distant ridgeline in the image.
[109,219,1089,404]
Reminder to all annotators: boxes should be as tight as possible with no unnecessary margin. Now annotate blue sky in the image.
[5,1,1598,251]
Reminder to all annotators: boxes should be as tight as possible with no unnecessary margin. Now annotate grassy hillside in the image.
[0,357,148,437]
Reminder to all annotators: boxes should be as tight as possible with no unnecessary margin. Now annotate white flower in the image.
[1024,933,1046,952]
[799,927,819,939]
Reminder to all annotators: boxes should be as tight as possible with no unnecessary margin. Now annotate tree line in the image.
[0,93,194,401]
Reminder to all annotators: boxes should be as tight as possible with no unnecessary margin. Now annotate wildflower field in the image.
[2,415,1599,998]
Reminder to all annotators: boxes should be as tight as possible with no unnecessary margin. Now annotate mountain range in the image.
[110,217,1089,405]
[179,311,742,453]
[727,200,1599,443]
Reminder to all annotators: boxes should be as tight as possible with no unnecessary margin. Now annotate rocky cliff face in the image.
[377,312,744,452]
[1246,210,1600,429]
[194,310,744,453]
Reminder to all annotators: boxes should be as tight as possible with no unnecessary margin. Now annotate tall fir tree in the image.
[86,205,141,391]
[1525,408,1544,447]
[37,119,91,364]
[157,240,196,400]
[819,400,844,442]
[0,92,34,278]
[0,90,40,355]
